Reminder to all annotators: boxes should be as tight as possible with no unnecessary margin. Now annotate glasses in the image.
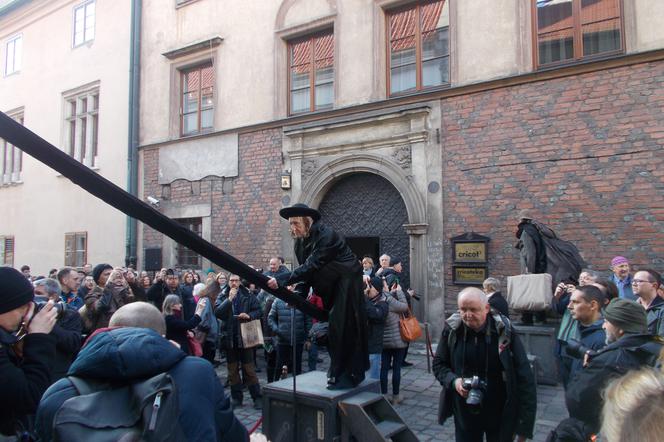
[632,279,653,285]
[229,279,240,282]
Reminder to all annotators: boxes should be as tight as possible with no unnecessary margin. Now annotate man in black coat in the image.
[147,269,196,320]
[565,298,664,434]
[268,203,369,389]
[433,287,536,442]
[0,267,58,438]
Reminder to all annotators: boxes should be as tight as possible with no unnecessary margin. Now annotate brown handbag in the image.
[399,308,422,342]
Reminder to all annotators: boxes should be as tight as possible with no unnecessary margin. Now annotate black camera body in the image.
[565,339,599,360]
[34,300,66,318]
[462,375,487,406]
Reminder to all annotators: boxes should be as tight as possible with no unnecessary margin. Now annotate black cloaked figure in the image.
[269,203,369,389]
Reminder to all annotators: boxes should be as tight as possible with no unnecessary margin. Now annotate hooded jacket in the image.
[433,311,536,441]
[35,327,247,442]
[565,333,664,434]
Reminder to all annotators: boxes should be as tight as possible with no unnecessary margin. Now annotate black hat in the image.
[92,263,113,284]
[165,268,175,276]
[0,267,34,314]
[279,203,321,221]
[370,276,383,293]
[391,256,402,266]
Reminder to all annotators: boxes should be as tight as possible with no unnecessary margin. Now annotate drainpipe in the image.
[125,0,141,268]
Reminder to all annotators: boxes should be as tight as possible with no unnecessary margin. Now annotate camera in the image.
[565,339,599,360]
[462,375,487,406]
[34,300,66,318]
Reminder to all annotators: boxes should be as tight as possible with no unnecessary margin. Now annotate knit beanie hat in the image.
[611,256,629,267]
[604,298,647,334]
[92,263,113,284]
[0,267,34,314]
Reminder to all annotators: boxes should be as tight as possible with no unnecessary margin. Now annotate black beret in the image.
[0,267,34,314]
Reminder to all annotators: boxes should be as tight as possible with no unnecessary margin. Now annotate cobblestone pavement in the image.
[217,343,566,441]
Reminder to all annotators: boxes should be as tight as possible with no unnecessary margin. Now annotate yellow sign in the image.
[454,267,487,284]
[454,242,486,262]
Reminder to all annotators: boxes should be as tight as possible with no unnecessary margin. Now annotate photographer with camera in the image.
[0,267,58,438]
[565,298,664,436]
[433,287,536,442]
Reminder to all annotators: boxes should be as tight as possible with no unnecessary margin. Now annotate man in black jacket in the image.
[0,267,58,438]
[565,298,664,434]
[147,269,195,320]
[33,277,82,381]
[215,275,263,409]
[433,287,536,442]
[267,203,369,390]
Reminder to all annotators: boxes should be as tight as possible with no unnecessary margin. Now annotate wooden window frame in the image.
[73,0,96,48]
[287,30,335,116]
[179,63,214,137]
[175,218,202,269]
[1,235,14,267]
[385,0,450,97]
[531,0,625,70]
[64,232,87,267]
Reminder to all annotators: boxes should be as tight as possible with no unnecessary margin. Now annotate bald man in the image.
[433,288,536,442]
[35,302,248,442]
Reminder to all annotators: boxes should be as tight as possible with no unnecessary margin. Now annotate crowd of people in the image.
[3,246,664,441]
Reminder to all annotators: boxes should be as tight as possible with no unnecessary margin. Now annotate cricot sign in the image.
[450,232,490,285]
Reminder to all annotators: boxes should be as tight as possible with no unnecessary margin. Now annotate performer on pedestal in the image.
[267,203,369,389]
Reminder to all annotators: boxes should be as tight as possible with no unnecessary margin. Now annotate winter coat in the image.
[610,272,636,301]
[214,285,262,349]
[516,221,547,274]
[488,291,509,318]
[34,327,248,442]
[568,318,605,379]
[433,311,537,441]
[268,298,312,346]
[566,333,664,433]
[366,293,388,354]
[83,285,134,332]
[382,289,408,349]
[196,297,219,343]
[0,328,56,436]
[645,296,664,338]
[50,309,83,381]
[165,313,202,356]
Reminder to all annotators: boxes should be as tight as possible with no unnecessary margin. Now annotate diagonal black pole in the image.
[0,111,327,322]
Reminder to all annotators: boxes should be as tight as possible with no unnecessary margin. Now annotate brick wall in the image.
[142,128,284,270]
[441,60,664,311]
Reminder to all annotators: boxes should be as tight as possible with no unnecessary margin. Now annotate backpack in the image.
[53,372,186,442]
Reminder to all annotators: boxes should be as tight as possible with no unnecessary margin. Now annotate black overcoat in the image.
[284,220,369,385]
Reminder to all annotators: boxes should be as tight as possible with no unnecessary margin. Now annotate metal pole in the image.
[290,305,298,441]
[0,113,327,322]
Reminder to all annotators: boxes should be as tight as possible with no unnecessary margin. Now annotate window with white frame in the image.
[64,85,99,167]
[73,0,95,47]
[4,35,22,76]
[1,111,24,185]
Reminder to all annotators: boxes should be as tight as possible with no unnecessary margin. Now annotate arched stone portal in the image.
[318,172,410,288]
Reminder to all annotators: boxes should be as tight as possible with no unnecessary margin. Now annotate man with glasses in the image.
[632,269,664,338]
[215,274,263,409]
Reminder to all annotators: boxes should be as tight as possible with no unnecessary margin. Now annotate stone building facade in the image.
[137,0,664,328]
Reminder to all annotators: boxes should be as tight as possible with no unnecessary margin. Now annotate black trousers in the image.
[453,414,501,442]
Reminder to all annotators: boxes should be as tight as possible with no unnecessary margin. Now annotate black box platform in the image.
[263,371,380,442]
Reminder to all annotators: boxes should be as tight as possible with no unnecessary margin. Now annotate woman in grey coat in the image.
[381,276,409,404]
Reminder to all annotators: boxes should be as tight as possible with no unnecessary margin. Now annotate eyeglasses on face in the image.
[632,279,653,285]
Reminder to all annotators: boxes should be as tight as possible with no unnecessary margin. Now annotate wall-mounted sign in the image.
[450,232,490,285]
[453,266,488,285]
[454,242,486,263]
